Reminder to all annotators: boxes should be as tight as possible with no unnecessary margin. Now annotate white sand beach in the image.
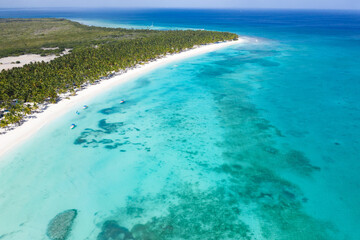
[0,38,246,157]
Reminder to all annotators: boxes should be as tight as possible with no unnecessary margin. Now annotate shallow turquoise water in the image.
[0,9,360,240]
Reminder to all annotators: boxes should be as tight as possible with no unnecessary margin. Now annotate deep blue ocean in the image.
[0,8,359,240]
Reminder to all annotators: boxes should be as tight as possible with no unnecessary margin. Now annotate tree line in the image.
[0,30,238,128]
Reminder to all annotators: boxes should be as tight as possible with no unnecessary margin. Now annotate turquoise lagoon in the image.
[0,9,359,240]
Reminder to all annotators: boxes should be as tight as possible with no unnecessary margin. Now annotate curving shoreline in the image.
[0,38,247,158]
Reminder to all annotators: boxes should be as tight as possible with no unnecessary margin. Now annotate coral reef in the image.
[97,220,134,240]
[46,209,77,240]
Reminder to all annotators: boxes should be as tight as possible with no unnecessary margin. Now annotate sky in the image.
[0,0,359,10]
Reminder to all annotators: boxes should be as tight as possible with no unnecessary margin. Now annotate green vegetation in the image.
[0,18,238,128]
[0,18,155,57]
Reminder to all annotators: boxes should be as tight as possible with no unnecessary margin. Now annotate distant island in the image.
[0,18,238,128]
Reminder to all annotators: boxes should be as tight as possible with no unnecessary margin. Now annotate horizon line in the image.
[0,7,360,11]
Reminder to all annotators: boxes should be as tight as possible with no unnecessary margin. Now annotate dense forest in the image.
[0,18,238,128]
[0,18,160,57]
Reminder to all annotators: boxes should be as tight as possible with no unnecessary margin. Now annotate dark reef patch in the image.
[282,150,321,176]
[104,142,130,149]
[99,139,114,144]
[131,224,157,240]
[97,220,134,240]
[99,107,121,115]
[73,122,149,151]
[74,128,104,147]
[46,209,77,240]
[117,185,251,240]
[74,137,87,145]
[132,78,151,90]
[98,119,124,134]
